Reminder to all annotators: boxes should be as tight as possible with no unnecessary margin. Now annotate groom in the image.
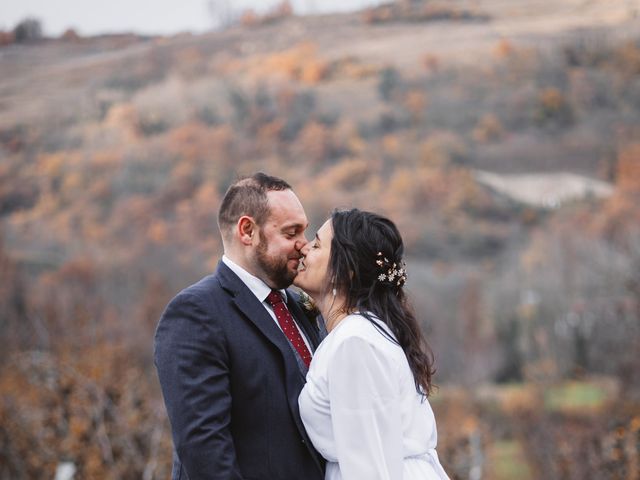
[154,173,325,480]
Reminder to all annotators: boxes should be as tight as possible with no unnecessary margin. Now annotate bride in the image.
[295,208,449,480]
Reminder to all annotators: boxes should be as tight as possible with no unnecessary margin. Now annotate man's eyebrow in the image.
[281,222,306,231]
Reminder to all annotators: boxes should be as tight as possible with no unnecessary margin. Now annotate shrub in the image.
[13,18,43,43]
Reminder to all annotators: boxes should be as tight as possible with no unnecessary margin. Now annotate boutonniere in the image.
[295,289,327,337]
[296,289,321,320]
[297,289,319,314]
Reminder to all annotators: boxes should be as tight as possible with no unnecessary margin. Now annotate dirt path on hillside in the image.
[474,169,614,208]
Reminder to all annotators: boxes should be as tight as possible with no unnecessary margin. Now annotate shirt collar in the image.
[222,255,287,304]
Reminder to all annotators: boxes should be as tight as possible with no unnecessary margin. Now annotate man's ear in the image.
[237,216,256,245]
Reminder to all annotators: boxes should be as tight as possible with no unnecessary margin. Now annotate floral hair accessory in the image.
[375,252,407,287]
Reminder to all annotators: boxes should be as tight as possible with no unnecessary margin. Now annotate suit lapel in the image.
[215,262,324,472]
[217,263,297,363]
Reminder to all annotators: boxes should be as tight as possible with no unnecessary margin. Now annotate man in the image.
[154,173,325,480]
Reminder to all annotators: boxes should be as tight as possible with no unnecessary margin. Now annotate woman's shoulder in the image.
[323,313,406,374]
[331,313,398,349]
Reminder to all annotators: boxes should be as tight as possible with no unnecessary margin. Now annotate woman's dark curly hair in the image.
[329,208,435,396]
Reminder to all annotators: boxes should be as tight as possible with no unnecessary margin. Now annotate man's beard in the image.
[255,235,298,289]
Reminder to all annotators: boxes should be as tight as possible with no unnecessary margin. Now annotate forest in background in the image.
[1,1,639,478]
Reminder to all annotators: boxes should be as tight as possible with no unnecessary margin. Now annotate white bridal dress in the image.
[299,313,449,480]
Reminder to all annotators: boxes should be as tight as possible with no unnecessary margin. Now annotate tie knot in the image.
[266,290,284,307]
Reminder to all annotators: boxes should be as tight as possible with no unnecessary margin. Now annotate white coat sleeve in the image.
[327,335,403,480]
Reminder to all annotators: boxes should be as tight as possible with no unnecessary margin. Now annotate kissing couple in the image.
[154,172,449,480]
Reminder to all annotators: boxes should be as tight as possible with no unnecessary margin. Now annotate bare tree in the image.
[207,0,238,30]
[13,17,43,43]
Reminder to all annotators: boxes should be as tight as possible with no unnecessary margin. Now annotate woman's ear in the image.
[238,216,256,245]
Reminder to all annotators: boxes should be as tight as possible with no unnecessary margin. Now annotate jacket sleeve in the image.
[154,292,243,480]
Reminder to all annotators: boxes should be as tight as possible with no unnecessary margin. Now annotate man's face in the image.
[252,190,308,289]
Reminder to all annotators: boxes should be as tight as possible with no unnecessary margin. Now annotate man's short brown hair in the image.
[217,172,291,237]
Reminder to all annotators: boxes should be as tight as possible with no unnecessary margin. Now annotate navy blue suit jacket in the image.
[154,261,325,480]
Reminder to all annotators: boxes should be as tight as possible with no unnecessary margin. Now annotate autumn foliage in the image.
[1,15,640,479]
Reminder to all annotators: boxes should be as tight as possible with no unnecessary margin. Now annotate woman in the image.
[296,209,449,480]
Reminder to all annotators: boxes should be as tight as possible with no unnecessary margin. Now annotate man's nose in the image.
[297,238,309,253]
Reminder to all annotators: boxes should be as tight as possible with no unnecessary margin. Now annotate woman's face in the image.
[294,219,333,297]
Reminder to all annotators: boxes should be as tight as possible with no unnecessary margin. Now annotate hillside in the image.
[3,0,640,117]
[2,0,640,177]
[1,1,640,478]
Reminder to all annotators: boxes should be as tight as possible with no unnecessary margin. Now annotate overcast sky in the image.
[2,0,384,36]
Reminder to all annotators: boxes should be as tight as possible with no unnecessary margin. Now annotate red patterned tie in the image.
[266,290,312,368]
